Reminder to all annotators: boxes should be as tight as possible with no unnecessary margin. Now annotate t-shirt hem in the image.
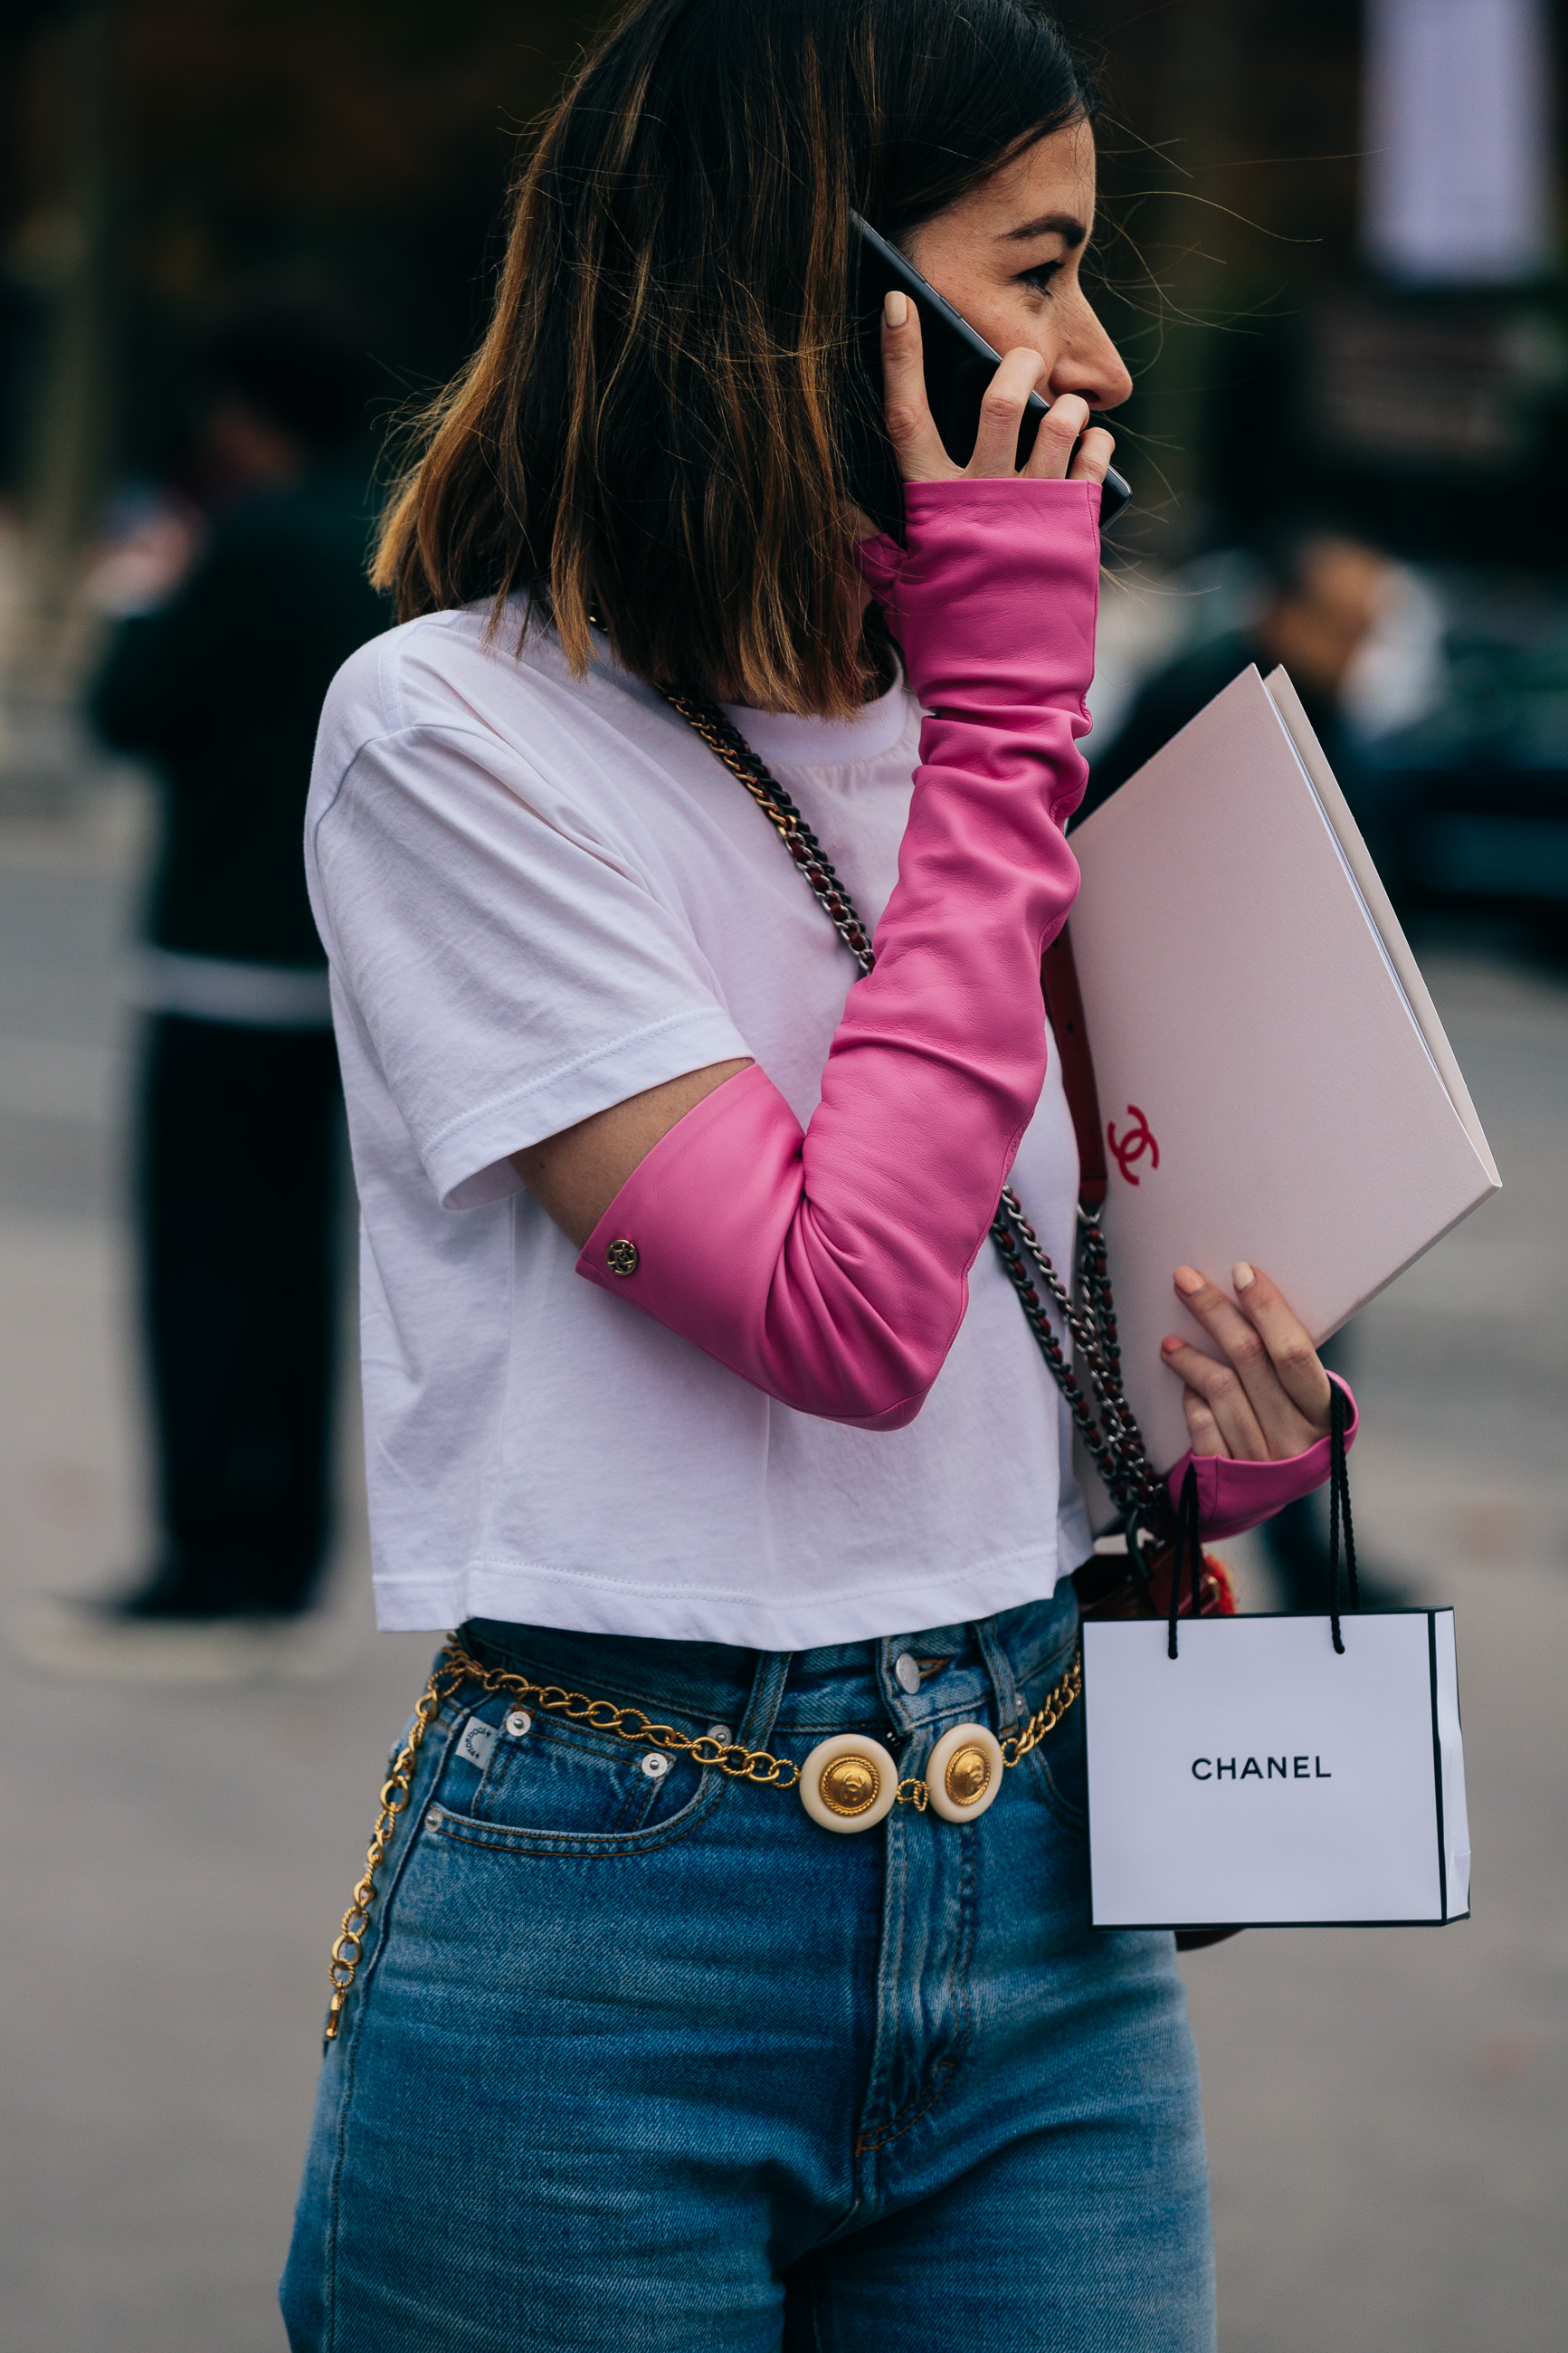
[370,1543,1066,1645]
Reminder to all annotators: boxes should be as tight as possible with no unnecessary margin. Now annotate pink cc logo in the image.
[1107,1105,1159,1187]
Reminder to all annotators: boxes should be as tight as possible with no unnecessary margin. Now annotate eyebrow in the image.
[1002,212,1089,249]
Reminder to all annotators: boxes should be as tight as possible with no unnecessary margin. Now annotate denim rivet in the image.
[505,1708,532,1738]
[894,1653,921,1695]
[707,1723,733,1746]
[426,1807,443,1830]
[640,1752,671,1780]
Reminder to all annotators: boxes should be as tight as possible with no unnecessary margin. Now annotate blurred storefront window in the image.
[1364,0,1554,285]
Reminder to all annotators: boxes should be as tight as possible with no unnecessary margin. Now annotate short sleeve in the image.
[310,723,751,1208]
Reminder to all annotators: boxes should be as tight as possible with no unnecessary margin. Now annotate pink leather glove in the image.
[1168,1373,1358,1538]
[577,477,1102,1426]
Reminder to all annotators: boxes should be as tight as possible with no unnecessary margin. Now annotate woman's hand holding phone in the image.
[873,287,1340,1486]
[879,289,1116,489]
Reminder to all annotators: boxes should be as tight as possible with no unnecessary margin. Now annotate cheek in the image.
[970,297,1059,376]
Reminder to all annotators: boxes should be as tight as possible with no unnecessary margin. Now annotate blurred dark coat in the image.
[91,469,387,967]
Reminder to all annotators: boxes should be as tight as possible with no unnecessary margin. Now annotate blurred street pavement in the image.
[0,781,1564,2352]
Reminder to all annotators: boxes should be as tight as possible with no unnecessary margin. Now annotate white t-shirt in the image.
[306,603,1092,1643]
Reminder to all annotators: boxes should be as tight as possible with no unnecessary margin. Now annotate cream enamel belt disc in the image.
[926,1722,1004,1822]
[798,1732,899,1834]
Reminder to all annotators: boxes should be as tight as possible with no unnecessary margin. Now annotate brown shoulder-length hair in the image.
[375,0,1095,717]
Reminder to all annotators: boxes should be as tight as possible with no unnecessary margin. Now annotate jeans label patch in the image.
[458,1717,499,1771]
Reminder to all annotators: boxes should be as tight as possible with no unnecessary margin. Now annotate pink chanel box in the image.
[1067,663,1500,1500]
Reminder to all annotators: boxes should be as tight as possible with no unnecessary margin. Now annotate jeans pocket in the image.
[433,1701,712,1848]
[1025,1696,1088,1832]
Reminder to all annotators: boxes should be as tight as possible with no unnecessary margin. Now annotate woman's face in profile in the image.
[905,118,1133,419]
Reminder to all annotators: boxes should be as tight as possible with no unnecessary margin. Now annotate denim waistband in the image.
[463,1585,1079,1749]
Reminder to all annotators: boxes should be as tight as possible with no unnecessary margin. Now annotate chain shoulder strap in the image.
[662,688,1165,1528]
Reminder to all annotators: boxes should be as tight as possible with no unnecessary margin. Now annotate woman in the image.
[283,5,1351,2347]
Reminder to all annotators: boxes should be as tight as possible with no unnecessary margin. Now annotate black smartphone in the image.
[845,212,1131,541]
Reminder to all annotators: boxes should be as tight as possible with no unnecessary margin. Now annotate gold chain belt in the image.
[325,1637,1082,2039]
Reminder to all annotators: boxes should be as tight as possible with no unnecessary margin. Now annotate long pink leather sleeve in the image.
[1170,1374,1359,1538]
[575,477,1102,1427]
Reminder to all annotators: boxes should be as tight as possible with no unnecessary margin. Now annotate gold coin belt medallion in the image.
[927,1720,1007,1822]
[946,1743,993,1806]
[799,1733,899,1833]
[821,1753,881,1817]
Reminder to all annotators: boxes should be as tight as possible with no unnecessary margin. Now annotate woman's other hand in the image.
[879,291,1117,489]
[1161,1263,1333,1462]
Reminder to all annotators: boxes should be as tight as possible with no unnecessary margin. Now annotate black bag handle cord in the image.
[1166,1462,1204,1660]
[1170,1382,1358,1661]
[1326,1378,1359,1653]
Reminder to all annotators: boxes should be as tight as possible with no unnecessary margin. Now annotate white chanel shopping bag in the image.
[1082,1405,1469,1929]
[1083,1605,1470,1928]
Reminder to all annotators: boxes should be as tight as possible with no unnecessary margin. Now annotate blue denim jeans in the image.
[281,1588,1215,2350]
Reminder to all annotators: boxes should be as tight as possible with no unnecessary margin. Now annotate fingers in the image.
[1181,1386,1225,1459]
[1229,1263,1334,1428]
[879,300,1100,489]
[1015,387,1089,481]
[1065,423,1116,485]
[1160,1336,1271,1461]
[969,351,1061,477]
[879,293,955,484]
[1162,1263,1328,1458]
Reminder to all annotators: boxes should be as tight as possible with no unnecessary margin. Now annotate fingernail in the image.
[1161,1336,1183,1352]
[1232,1262,1255,1291]
[883,290,908,329]
[1173,1266,1204,1295]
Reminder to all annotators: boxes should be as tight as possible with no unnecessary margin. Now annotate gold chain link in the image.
[325,1637,1082,2038]
[324,1653,466,2039]
[998,1647,1084,1767]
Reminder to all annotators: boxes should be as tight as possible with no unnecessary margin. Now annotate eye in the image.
[1018,258,1063,297]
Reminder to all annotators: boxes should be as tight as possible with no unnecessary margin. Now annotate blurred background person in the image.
[1080,525,1398,821]
[30,299,385,1666]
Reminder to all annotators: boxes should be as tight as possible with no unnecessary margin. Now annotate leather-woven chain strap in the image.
[662,687,1165,1530]
[320,691,1136,2045]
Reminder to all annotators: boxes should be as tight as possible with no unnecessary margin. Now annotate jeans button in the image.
[894,1652,921,1695]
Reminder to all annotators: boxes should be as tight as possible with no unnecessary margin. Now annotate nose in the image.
[1048,299,1134,413]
